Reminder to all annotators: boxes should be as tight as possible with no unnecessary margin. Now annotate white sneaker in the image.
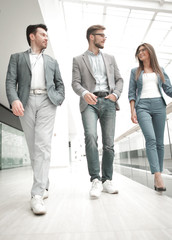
[43,190,49,200]
[31,195,46,215]
[90,179,103,198]
[103,180,119,194]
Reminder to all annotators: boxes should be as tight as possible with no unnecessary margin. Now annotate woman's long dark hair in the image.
[135,43,165,83]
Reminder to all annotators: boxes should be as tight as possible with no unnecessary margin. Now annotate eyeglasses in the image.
[137,47,147,55]
[92,33,107,39]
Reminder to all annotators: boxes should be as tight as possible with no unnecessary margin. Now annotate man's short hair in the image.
[26,24,48,46]
[86,25,106,42]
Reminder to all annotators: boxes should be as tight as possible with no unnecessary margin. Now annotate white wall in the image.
[0,0,54,107]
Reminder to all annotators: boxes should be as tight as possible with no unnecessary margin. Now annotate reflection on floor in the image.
[0,159,172,240]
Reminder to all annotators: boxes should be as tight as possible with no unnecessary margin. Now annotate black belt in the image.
[93,92,109,97]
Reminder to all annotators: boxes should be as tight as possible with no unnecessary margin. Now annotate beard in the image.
[94,42,104,49]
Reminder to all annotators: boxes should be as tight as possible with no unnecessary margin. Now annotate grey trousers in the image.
[20,94,57,197]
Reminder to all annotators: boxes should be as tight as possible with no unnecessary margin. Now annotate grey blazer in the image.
[6,50,65,108]
[128,67,172,107]
[72,51,123,113]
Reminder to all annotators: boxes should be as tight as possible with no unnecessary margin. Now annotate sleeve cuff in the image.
[82,90,89,98]
[112,93,118,100]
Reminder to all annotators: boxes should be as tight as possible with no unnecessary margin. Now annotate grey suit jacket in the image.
[72,51,123,112]
[6,50,65,108]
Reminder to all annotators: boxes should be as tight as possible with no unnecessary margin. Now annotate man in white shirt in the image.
[6,24,65,215]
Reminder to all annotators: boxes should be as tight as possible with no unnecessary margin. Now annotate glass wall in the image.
[0,123,30,169]
[114,111,172,198]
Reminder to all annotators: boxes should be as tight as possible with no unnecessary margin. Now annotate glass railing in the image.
[0,122,30,169]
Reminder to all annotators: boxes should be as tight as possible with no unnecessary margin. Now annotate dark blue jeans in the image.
[136,97,166,173]
[81,97,116,182]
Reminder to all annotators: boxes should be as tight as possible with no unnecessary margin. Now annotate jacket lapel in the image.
[43,54,47,73]
[23,50,31,72]
[82,52,95,79]
[102,53,109,80]
[138,70,144,83]
[43,54,50,88]
[157,74,163,94]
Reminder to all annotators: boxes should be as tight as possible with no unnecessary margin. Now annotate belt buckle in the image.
[99,92,108,97]
[34,89,41,95]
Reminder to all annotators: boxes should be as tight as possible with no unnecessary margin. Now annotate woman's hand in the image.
[131,109,138,124]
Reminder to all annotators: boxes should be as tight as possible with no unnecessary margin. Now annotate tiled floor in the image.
[0,159,172,240]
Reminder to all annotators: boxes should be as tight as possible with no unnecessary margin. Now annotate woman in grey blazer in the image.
[128,43,172,192]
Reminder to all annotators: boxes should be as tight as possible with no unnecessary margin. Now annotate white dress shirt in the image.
[29,49,46,90]
[87,50,109,93]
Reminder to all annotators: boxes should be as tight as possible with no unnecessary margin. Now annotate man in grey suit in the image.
[72,25,123,198]
[6,24,65,215]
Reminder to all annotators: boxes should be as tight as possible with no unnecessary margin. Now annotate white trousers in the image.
[20,94,57,197]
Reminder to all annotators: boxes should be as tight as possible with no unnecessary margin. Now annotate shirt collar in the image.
[86,49,101,56]
[28,48,44,55]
